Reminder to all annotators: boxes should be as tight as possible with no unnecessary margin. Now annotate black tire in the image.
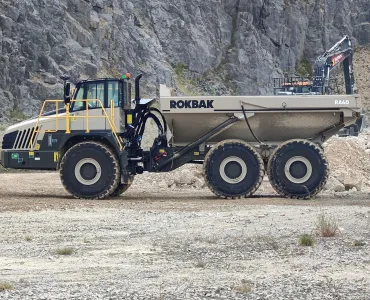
[267,139,329,199]
[203,139,265,199]
[60,141,120,199]
[110,176,134,197]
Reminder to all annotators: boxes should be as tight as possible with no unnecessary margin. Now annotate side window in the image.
[108,81,121,107]
[86,82,104,109]
[72,86,85,112]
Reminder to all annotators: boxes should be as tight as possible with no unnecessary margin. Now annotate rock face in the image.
[0,0,369,122]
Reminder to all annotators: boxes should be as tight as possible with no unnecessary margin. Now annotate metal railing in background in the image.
[271,75,343,95]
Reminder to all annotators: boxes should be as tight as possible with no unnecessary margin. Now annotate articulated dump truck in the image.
[0,74,362,200]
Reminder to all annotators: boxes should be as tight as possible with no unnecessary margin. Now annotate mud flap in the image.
[119,150,131,184]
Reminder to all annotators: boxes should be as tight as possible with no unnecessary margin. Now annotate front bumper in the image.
[0,149,57,170]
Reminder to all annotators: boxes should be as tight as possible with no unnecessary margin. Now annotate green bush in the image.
[299,234,314,246]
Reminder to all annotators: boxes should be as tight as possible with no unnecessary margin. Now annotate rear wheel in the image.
[203,139,265,199]
[60,141,120,199]
[267,139,329,199]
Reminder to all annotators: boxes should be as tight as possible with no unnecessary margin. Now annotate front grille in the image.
[1,131,19,149]
[13,127,39,149]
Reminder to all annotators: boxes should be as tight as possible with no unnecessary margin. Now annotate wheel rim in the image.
[75,158,102,185]
[284,156,312,184]
[219,156,247,184]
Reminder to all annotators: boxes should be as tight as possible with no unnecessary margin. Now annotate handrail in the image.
[29,99,124,151]
[29,100,65,150]
[110,100,114,123]
[108,99,121,136]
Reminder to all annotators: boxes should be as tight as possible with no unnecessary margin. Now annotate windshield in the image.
[72,82,104,111]
[71,80,122,111]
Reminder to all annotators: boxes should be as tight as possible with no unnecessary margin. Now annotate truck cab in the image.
[0,77,133,171]
[68,78,127,132]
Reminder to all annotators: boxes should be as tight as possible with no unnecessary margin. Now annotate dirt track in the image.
[1,172,370,299]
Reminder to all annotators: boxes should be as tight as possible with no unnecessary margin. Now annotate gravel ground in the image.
[0,172,370,300]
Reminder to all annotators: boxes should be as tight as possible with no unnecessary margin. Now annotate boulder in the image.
[193,177,206,189]
[324,176,345,192]
[173,169,195,186]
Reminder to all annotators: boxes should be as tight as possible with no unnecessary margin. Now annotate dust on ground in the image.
[0,171,370,300]
[1,128,370,299]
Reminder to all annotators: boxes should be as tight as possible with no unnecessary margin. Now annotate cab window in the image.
[86,82,104,108]
[72,82,105,112]
[108,81,122,107]
[73,85,85,112]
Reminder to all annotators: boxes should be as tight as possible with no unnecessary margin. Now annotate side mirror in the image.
[64,82,71,105]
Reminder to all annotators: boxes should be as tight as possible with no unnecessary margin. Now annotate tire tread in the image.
[267,139,329,200]
[110,177,134,197]
[60,141,120,200]
[203,139,265,199]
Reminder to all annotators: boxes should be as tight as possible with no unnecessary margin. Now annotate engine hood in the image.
[5,117,39,133]
[4,107,66,134]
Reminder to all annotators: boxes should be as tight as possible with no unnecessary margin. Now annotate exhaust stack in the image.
[135,74,143,103]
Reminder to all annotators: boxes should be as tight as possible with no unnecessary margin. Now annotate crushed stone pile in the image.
[323,129,370,193]
[134,164,207,191]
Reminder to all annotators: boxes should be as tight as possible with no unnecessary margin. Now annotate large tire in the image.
[60,141,120,200]
[110,176,134,197]
[267,139,329,199]
[203,139,265,199]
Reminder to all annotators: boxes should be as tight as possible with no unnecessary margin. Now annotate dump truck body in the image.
[159,85,361,146]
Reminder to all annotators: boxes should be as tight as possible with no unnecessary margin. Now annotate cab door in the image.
[84,81,106,131]
[69,85,86,132]
[105,80,122,131]
[70,81,106,132]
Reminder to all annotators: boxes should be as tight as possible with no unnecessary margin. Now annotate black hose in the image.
[134,111,146,137]
[130,103,168,147]
[133,111,145,137]
[138,112,164,137]
[149,107,168,134]
[135,107,168,138]
[241,104,265,145]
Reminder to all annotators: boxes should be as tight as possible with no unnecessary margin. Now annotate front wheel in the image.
[60,141,120,199]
